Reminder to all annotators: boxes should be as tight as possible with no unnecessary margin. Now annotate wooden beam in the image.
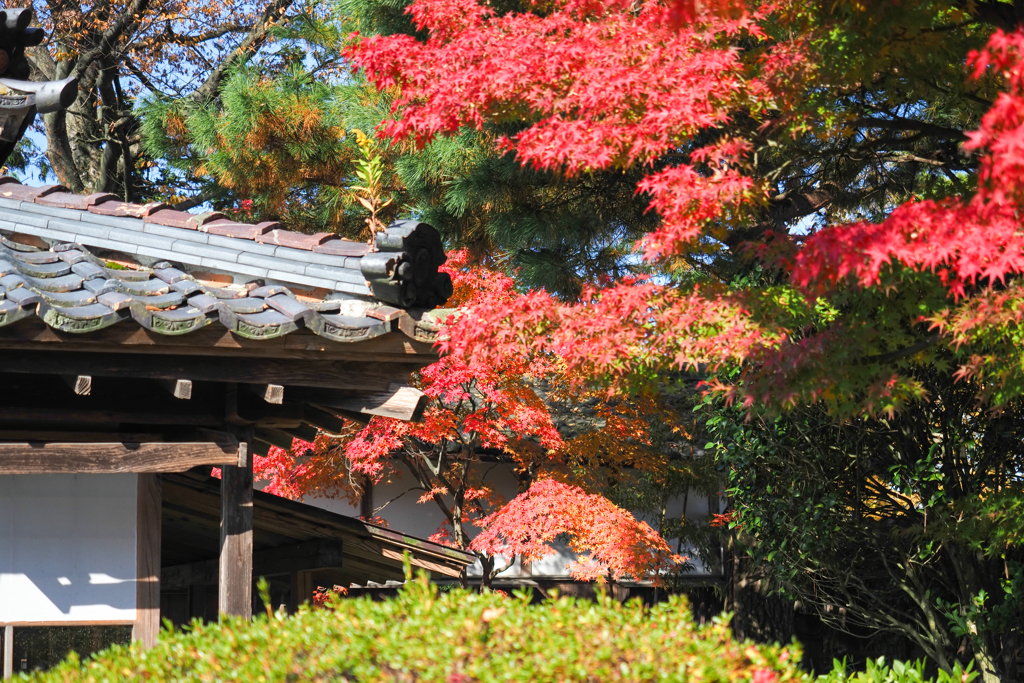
[62,374,92,395]
[0,442,238,474]
[282,424,318,443]
[163,539,344,590]
[254,428,294,451]
[317,405,371,426]
[380,548,463,578]
[302,405,347,434]
[295,384,428,422]
[0,406,223,426]
[132,474,162,649]
[219,445,253,619]
[160,379,193,400]
[0,431,163,442]
[250,384,284,405]
[251,438,270,457]
[0,320,437,364]
[0,350,415,392]
[233,390,304,427]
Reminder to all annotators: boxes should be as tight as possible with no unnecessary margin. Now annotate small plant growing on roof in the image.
[350,129,392,246]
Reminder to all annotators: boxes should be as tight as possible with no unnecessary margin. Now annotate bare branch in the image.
[189,0,297,104]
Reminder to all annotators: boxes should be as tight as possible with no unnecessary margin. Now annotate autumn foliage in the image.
[472,479,681,582]
[349,1,1024,414]
[256,251,690,585]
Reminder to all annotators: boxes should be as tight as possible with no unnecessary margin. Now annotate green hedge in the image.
[20,573,978,683]
[814,658,975,683]
[27,574,800,683]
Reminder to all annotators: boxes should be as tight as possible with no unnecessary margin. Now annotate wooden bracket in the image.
[236,440,248,468]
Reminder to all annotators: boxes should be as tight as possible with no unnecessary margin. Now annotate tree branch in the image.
[189,0,297,104]
[171,185,227,211]
[72,0,151,80]
[852,117,968,143]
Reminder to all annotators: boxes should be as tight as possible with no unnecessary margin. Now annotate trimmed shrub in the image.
[26,574,801,683]
[813,658,976,683]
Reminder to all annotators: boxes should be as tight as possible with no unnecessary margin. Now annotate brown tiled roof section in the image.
[0,177,371,259]
[0,178,453,309]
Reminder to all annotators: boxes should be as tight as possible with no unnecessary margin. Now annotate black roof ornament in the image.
[0,7,78,168]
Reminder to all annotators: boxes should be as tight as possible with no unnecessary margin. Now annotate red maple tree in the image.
[349,1,1024,414]
[256,251,687,587]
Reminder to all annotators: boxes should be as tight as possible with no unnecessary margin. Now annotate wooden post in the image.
[219,440,253,619]
[3,624,13,680]
[289,570,315,613]
[132,473,162,649]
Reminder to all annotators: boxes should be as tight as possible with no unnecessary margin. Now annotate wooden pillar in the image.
[3,624,13,680]
[132,473,162,649]
[219,441,253,619]
[289,570,315,612]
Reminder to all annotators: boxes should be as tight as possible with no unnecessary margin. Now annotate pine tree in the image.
[140,2,661,296]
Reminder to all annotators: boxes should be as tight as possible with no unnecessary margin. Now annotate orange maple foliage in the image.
[471,479,684,582]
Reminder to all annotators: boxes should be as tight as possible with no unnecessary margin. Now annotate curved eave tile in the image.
[0,234,441,347]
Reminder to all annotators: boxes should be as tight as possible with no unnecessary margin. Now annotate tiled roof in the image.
[0,180,454,343]
[0,178,453,307]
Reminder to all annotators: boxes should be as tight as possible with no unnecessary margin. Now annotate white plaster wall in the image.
[634,492,719,575]
[0,474,137,623]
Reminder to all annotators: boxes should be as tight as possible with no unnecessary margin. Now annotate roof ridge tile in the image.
[144,207,196,229]
[0,182,451,311]
[255,229,332,250]
[0,182,66,202]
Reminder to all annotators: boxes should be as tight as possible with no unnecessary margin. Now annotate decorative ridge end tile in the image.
[0,176,22,186]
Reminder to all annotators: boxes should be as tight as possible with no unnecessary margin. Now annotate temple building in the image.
[0,10,471,670]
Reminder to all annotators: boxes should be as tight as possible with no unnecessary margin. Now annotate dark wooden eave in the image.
[161,470,474,586]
